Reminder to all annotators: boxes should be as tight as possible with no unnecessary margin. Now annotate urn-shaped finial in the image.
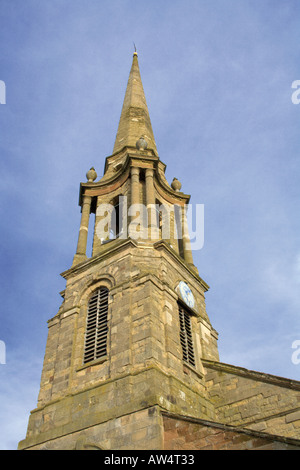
[136,136,148,150]
[171,177,182,192]
[86,167,97,182]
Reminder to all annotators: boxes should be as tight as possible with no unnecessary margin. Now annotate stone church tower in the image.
[19,53,300,450]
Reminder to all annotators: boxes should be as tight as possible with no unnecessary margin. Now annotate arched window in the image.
[178,303,195,367]
[83,287,109,364]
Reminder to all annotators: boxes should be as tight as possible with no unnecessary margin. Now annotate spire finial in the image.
[133,42,137,56]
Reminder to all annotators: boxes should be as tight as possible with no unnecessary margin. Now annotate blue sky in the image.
[0,0,299,449]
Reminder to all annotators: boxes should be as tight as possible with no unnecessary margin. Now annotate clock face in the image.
[179,281,195,309]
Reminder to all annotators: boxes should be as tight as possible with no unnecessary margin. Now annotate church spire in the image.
[113,52,158,156]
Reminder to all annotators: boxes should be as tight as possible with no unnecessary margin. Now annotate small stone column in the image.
[145,168,158,240]
[131,167,140,207]
[181,204,198,273]
[72,194,92,265]
[129,167,140,238]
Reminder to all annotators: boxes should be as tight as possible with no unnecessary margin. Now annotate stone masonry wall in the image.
[163,413,300,450]
[22,407,164,450]
[203,361,300,439]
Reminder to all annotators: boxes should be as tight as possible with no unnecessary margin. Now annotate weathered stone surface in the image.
[162,413,300,450]
[18,53,300,451]
[203,359,300,440]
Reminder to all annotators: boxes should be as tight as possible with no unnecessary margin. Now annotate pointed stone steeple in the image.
[113,52,158,156]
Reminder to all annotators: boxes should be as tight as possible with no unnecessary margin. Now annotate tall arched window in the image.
[178,303,195,367]
[84,287,109,364]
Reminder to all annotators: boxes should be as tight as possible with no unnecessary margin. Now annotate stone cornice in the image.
[78,151,190,206]
[61,238,137,280]
[61,237,209,293]
[203,359,300,391]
